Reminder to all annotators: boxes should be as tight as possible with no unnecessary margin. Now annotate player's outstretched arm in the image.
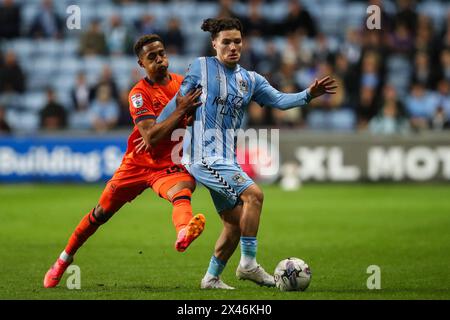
[252,73,337,110]
[137,89,201,148]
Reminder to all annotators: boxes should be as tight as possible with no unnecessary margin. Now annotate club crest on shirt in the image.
[238,80,248,93]
[131,93,143,108]
[232,173,247,185]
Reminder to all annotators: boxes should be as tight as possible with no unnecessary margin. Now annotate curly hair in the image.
[201,18,243,39]
[133,34,164,57]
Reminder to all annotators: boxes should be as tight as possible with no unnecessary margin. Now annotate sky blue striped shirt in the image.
[157,56,312,165]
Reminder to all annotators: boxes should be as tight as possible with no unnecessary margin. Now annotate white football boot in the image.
[236,264,275,287]
[201,276,235,290]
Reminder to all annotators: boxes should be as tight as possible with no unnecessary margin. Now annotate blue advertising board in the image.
[0,136,127,183]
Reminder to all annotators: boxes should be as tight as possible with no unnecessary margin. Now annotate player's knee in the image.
[171,188,192,204]
[93,204,114,224]
[242,187,264,208]
[167,181,195,201]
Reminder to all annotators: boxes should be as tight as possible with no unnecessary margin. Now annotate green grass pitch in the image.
[0,183,449,300]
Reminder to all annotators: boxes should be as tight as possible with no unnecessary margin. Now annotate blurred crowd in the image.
[1,0,450,135]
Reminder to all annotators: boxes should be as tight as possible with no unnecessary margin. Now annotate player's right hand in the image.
[133,136,149,154]
[176,88,202,114]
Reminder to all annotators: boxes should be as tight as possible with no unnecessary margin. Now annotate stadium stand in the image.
[1,0,450,133]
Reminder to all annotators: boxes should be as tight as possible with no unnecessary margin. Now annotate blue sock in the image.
[240,236,257,269]
[206,255,226,277]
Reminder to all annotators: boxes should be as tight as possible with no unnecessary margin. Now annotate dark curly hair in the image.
[133,34,164,57]
[201,18,243,39]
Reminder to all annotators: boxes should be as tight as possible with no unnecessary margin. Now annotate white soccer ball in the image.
[274,257,312,291]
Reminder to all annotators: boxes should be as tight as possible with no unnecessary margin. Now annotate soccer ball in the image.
[274,257,311,291]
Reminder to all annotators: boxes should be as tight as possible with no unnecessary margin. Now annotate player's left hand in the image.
[134,137,149,154]
[308,76,338,98]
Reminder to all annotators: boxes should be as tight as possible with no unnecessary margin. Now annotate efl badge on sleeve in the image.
[131,93,143,108]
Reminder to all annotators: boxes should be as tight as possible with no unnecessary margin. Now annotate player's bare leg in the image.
[166,180,205,252]
[43,205,115,288]
[235,185,275,287]
[201,205,241,289]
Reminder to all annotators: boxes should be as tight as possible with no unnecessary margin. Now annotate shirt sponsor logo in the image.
[135,109,150,115]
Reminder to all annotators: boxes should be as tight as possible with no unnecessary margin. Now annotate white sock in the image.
[59,250,72,262]
[240,255,257,270]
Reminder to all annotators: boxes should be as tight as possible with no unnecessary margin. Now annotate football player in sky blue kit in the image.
[158,17,337,289]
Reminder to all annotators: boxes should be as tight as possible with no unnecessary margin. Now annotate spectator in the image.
[239,40,260,72]
[271,61,298,91]
[216,0,239,19]
[387,22,414,56]
[0,105,12,134]
[361,29,388,59]
[405,82,437,131]
[135,14,160,36]
[0,0,21,39]
[281,32,301,66]
[89,65,119,103]
[127,68,144,90]
[334,53,359,110]
[0,50,25,94]
[246,101,271,128]
[39,88,67,130]
[431,79,450,130]
[340,29,362,66]
[89,85,119,132]
[414,15,437,58]
[411,51,437,89]
[79,20,108,56]
[307,61,352,131]
[117,89,133,128]
[277,0,317,38]
[107,15,135,55]
[394,0,417,36]
[439,10,450,51]
[437,48,450,82]
[28,0,63,39]
[369,85,410,135]
[162,17,185,55]
[255,41,281,75]
[356,51,383,128]
[239,0,267,38]
[313,33,333,63]
[71,72,90,112]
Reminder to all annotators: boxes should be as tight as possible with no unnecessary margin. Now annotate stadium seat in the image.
[35,39,63,58]
[53,74,76,97]
[345,2,367,29]
[23,91,47,111]
[110,56,135,76]
[2,39,34,60]
[82,56,110,76]
[417,1,446,31]
[5,109,38,132]
[121,3,147,24]
[261,2,289,22]
[62,39,80,57]
[317,3,345,36]
[59,57,83,74]
[169,55,195,75]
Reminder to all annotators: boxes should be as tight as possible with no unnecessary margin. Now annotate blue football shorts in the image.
[184,158,255,213]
